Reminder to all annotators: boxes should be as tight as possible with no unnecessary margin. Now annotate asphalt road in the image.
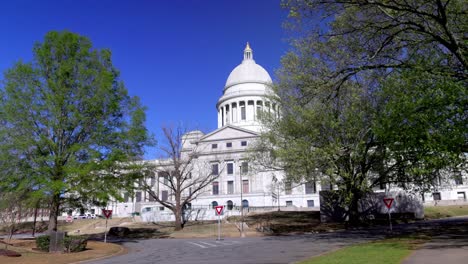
[90,230,385,264]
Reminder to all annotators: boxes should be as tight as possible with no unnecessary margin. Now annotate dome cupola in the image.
[216,43,277,132]
[224,42,272,90]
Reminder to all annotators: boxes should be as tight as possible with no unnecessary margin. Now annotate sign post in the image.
[383,198,394,232]
[215,206,224,241]
[102,209,113,243]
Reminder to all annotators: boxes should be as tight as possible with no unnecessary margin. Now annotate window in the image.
[148,193,156,202]
[227,163,234,175]
[243,180,249,193]
[379,180,386,190]
[211,201,218,208]
[124,192,129,203]
[212,143,218,149]
[212,181,219,195]
[227,181,234,194]
[307,200,315,207]
[285,182,292,195]
[159,171,170,186]
[433,192,441,201]
[241,162,248,174]
[150,176,156,186]
[159,207,165,211]
[135,192,142,202]
[227,200,233,210]
[161,190,168,202]
[256,106,261,119]
[241,141,247,146]
[305,182,316,194]
[241,106,246,120]
[164,175,169,185]
[455,173,463,185]
[286,201,293,207]
[242,199,249,208]
[226,142,232,148]
[211,164,219,175]
[457,192,466,201]
[185,203,192,209]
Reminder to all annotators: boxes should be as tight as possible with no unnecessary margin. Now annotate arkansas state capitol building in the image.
[104,43,467,220]
[107,43,320,220]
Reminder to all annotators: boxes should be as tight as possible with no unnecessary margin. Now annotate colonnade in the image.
[217,99,279,127]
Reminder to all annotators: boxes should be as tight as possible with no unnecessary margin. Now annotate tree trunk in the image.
[48,193,61,233]
[348,191,361,226]
[174,208,183,231]
[32,201,39,237]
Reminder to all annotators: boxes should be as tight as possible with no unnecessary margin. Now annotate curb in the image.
[70,241,128,264]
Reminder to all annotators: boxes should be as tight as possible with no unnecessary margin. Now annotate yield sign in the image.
[102,209,113,219]
[215,205,224,215]
[383,198,394,209]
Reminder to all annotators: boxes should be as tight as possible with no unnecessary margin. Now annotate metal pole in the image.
[217,214,221,240]
[388,209,392,232]
[104,218,108,243]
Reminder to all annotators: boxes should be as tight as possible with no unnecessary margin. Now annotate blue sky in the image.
[0,0,290,158]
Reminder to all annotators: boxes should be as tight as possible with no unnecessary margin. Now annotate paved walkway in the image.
[396,216,468,264]
[402,234,468,264]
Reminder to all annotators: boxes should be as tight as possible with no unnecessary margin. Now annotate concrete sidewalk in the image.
[402,234,468,264]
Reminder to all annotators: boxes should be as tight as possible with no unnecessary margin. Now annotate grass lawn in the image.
[298,238,426,264]
[424,205,468,219]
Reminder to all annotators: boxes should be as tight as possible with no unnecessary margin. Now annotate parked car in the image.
[73,214,87,219]
[87,214,96,219]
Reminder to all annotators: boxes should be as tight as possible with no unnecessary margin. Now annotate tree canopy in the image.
[0,31,153,232]
[254,0,467,223]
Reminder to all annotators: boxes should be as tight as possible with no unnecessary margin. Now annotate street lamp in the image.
[239,164,244,237]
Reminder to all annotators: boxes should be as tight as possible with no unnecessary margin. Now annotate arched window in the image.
[211,201,218,208]
[242,199,249,208]
[227,200,233,210]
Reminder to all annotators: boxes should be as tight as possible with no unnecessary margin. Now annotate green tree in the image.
[254,0,466,223]
[0,31,153,232]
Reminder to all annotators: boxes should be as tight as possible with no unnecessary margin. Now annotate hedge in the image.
[35,235,88,253]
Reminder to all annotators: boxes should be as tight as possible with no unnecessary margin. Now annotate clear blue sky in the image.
[0,0,290,158]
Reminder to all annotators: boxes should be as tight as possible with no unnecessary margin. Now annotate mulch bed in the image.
[0,248,22,257]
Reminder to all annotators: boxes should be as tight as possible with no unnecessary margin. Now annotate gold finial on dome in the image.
[243,42,253,61]
[245,42,252,51]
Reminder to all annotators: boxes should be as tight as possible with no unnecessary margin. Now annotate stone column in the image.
[218,107,222,128]
[254,100,258,120]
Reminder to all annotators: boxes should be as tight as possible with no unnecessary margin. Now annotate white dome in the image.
[224,43,272,89]
[225,60,272,89]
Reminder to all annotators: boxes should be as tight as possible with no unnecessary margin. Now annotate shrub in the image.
[35,235,50,251]
[64,235,88,252]
[35,234,88,253]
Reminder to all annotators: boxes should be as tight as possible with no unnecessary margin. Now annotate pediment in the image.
[199,125,258,142]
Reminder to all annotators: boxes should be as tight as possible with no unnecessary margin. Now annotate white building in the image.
[108,43,320,220]
[104,43,467,220]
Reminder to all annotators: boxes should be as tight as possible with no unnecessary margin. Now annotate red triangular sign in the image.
[215,206,223,215]
[102,209,113,219]
[383,198,394,209]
